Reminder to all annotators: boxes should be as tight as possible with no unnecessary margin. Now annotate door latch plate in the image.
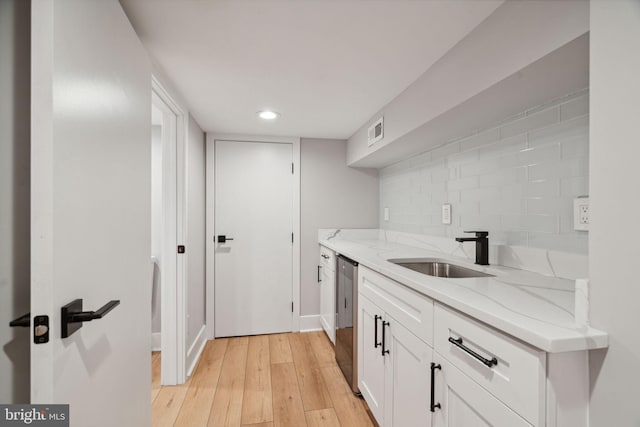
[33,315,49,344]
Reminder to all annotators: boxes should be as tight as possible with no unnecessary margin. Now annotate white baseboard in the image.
[186,325,207,377]
[151,332,161,352]
[300,315,322,332]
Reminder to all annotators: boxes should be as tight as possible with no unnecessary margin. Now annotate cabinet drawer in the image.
[434,303,545,426]
[359,266,433,345]
[434,359,533,427]
[319,245,336,271]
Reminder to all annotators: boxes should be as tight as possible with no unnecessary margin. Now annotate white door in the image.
[30,1,152,426]
[358,295,386,425]
[433,358,532,427]
[385,318,432,427]
[215,140,293,337]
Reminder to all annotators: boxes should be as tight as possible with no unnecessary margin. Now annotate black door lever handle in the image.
[217,235,234,243]
[67,300,120,323]
[9,312,30,327]
[61,299,121,338]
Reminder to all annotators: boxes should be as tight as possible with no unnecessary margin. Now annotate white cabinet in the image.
[323,240,591,427]
[319,245,336,344]
[385,316,432,427]
[358,295,385,423]
[358,266,434,427]
[433,303,545,426]
[432,359,532,427]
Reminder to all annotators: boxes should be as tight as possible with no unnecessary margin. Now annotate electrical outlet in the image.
[442,204,452,225]
[384,207,390,222]
[573,197,589,231]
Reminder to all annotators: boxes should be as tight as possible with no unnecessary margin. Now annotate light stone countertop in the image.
[319,235,608,353]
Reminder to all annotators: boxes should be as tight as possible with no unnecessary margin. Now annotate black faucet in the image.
[455,231,489,265]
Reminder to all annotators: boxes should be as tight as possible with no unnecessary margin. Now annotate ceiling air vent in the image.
[367,117,384,146]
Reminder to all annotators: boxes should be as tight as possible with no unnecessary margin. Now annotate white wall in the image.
[589,1,640,425]
[186,115,206,349]
[300,138,379,315]
[380,90,589,254]
[347,0,589,166]
[0,0,30,404]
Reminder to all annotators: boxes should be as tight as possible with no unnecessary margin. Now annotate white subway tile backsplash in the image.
[500,106,560,139]
[460,157,498,177]
[526,197,572,216]
[525,179,561,198]
[529,116,588,148]
[560,93,589,121]
[461,187,501,203]
[560,176,588,197]
[478,166,527,187]
[448,176,479,191]
[528,157,588,181]
[430,142,461,160]
[380,90,589,255]
[517,144,561,167]
[460,128,501,152]
[478,134,526,159]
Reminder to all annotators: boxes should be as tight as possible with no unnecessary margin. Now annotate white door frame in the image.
[205,134,301,339]
[152,76,188,385]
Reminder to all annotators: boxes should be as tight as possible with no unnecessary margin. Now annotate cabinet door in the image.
[384,317,433,427]
[358,295,385,424]
[433,358,532,427]
[320,266,335,343]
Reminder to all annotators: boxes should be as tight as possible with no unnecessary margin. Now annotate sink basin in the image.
[388,258,494,278]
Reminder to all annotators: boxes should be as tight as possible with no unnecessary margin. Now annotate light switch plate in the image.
[442,204,452,225]
[573,197,589,231]
[384,207,390,222]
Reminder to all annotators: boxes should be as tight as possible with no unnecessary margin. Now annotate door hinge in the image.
[291,232,294,243]
[291,301,294,313]
[177,245,185,254]
[291,163,294,174]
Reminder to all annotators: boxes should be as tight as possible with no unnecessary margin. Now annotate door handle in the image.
[317,265,322,283]
[430,362,442,412]
[381,320,390,356]
[9,312,30,327]
[61,299,121,338]
[217,235,234,243]
[374,314,382,348]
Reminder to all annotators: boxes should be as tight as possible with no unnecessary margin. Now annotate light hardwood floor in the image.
[152,331,375,427]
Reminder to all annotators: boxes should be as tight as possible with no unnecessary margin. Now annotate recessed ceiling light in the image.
[258,110,279,120]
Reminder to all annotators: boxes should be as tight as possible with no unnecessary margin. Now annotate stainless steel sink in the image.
[388,258,494,278]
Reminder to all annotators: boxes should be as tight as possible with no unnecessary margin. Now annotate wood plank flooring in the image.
[152,332,374,427]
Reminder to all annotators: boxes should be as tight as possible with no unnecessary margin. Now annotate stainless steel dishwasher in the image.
[335,254,360,395]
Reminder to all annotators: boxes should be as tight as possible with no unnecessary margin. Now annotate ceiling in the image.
[121,0,503,139]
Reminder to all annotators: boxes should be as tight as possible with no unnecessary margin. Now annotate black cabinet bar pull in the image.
[381,320,390,355]
[9,312,30,327]
[430,363,442,412]
[448,336,498,368]
[374,314,381,348]
[317,265,321,283]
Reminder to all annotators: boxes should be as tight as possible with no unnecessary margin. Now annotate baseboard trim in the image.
[300,314,322,332]
[186,325,207,377]
[151,332,161,352]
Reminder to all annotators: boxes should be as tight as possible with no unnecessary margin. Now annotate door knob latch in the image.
[217,235,234,244]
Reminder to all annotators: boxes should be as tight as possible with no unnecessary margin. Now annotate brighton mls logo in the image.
[0,405,68,427]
